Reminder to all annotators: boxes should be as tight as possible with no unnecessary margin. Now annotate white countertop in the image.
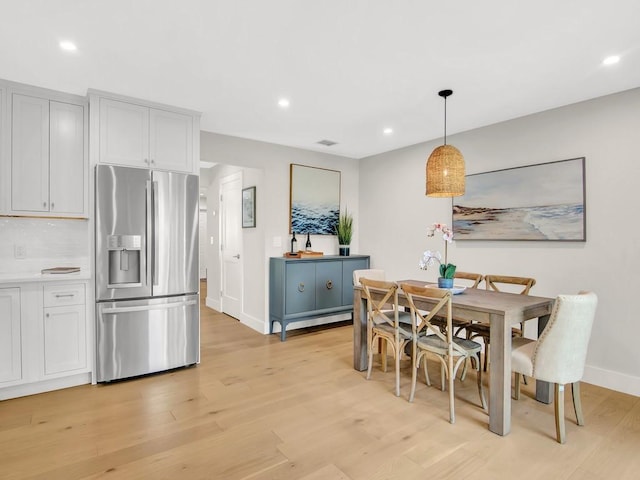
[0,270,91,285]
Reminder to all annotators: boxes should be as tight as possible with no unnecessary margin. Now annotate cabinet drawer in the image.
[43,284,85,307]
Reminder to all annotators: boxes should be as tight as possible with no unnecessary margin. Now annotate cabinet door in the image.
[99,98,149,167]
[0,288,21,383]
[315,261,342,309]
[285,262,315,314]
[149,108,193,172]
[49,101,85,215]
[11,94,49,212]
[43,304,86,375]
[341,258,370,306]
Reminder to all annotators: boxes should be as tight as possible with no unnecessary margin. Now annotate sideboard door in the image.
[284,262,316,315]
[315,261,342,310]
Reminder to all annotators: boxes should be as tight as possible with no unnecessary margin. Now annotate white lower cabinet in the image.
[0,281,91,400]
[43,284,87,376]
[0,288,22,384]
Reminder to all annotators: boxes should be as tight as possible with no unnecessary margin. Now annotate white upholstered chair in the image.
[400,283,486,423]
[511,291,598,443]
[359,278,411,397]
[353,268,386,285]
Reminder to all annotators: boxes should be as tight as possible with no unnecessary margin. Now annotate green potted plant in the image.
[335,210,353,256]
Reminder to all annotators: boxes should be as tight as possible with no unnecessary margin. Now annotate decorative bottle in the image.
[305,233,312,251]
[290,232,298,254]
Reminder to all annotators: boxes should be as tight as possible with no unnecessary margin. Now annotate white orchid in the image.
[420,223,456,278]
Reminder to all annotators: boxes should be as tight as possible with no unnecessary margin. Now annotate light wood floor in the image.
[1,290,639,479]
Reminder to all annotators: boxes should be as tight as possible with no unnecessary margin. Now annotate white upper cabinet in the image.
[92,92,199,173]
[98,98,149,168]
[149,108,194,172]
[11,94,50,213]
[4,84,87,218]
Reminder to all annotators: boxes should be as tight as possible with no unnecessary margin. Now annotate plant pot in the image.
[438,277,454,288]
[338,245,350,256]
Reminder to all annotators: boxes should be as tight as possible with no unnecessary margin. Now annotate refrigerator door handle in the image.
[102,299,198,314]
[152,180,160,287]
[146,179,153,289]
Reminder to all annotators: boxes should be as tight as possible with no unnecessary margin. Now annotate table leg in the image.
[535,313,552,404]
[353,289,367,371]
[489,313,511,436]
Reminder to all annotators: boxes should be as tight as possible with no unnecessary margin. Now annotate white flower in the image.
[418,250,441,270]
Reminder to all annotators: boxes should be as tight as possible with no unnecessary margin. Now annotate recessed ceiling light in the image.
[383,127,393,135]
[278,98,290,108]
[603,55,620,66]
[59,40,77,52]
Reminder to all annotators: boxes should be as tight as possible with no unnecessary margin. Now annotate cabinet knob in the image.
[145,158,150,164]
[51,202,55,209]
[298,282,305,292]
[326,280,333,290]
[151,159,155,165]
[46,313,50,318]
[43,201,47,207]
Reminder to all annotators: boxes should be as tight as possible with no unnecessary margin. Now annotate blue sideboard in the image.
[269,255,370,341]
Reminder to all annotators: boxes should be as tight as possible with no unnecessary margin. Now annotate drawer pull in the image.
[326,280,333,290]
[55,294,76,298]
[298,283,305,292]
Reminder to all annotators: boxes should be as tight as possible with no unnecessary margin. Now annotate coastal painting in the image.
[290,164,340,235]
[453,157,585,241]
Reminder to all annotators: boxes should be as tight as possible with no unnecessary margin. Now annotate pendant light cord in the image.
[443,95,447,145]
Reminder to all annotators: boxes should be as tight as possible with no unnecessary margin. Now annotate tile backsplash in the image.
[0,217,89,274]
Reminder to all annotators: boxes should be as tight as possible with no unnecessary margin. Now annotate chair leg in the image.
[410,351,419,402]
[448,355,455,424]
[555,383,566,444]
[441,363,446,392]
[423,354,431,387]
[483,342,489,372]
[474,354,487,411]
[572,381,585,426]
[395,342,401,397]
[513,372,521,400]
[381,341,388,372]
[366,336,375,380]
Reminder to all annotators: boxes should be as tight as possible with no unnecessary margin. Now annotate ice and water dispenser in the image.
[107,235,142,287]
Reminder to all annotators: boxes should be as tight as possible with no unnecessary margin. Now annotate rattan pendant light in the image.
[426,89,465,197]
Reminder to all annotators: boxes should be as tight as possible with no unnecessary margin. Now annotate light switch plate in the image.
[14,244,26,259]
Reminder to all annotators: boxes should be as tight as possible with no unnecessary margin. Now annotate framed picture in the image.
[453,157,586,241]
[242,186,256,228]
[290,164,341,234]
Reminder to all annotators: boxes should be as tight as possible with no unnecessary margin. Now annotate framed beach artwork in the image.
[289,164,341,234]
[452,157,586,241]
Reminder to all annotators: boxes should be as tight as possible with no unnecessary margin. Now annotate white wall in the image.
[200,132,360,333]
[359,87,640,396]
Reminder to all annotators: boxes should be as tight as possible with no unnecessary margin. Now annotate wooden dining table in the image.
[353,280,555,436]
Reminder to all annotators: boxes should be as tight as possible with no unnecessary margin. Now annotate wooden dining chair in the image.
[466,275,537,371]
[512,291,598,443]
[400,283,486,423]
[359,278,412,397]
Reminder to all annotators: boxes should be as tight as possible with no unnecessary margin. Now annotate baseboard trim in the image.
[206,296,221,311]
[0,372,92,400]
[583,365,640,397]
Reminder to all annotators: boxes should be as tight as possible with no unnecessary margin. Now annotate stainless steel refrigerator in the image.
[95,164,200,382]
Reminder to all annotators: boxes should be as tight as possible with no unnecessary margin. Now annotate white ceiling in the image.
[2,1,639,159]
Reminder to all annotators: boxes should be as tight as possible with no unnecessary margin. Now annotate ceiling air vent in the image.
[317,139,338,147]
